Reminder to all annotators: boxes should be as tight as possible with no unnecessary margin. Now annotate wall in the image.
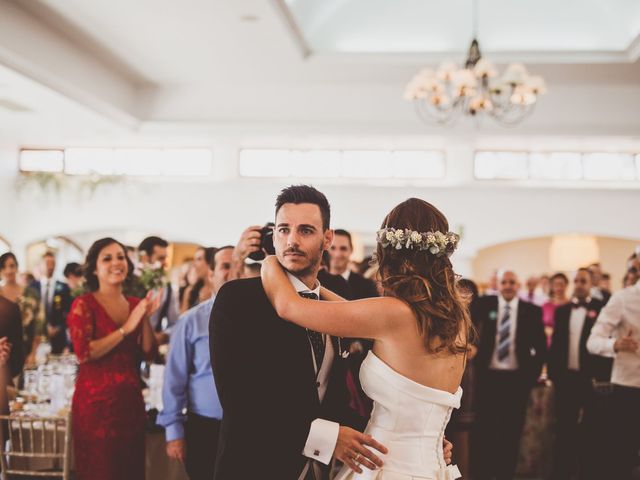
[473,236,640,292]
[2,141,640,279]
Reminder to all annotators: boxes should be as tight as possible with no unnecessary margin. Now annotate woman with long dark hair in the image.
[67,238,159,480]
[261,198,473,479]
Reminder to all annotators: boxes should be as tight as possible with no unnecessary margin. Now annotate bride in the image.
[261,198,472,480]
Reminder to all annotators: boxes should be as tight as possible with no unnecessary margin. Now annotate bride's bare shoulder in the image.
[368,296,415,321]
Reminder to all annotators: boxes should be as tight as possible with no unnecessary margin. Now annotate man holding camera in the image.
[228,224,272,280]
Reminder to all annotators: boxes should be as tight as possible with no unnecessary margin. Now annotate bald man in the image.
[472,270,547,480]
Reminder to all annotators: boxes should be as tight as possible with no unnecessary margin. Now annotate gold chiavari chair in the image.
[0,411,71,479]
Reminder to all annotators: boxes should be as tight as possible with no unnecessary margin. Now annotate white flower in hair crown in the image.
[376,227,460,257]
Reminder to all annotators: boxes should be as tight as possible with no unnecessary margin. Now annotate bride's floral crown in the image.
[376,227,460,257]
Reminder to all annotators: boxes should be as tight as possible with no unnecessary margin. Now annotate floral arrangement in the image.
[17,288,39,327]
[376,227,460,257]
[127,261,168,298]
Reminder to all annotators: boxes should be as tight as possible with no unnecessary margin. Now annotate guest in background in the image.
[0,295,25,378]
[177,261,194,307]
[68,238,159,480]
[181,247,215,312]
[484,270,499,296]
[587,279,640,479]
[138,236,179,346]
[472,270,547,480]
[623,267,638,288]
[29,252,71,355]
[587,263,610,304]
[0,253,40,360]
[158,246,233,480]
[599,273,611,297]
[329,229,378,300]
[328,229,378,428]
[520,275,548,306]
[445,278,479,479]
[548,268,606,480]
[63,262,84,296]
[539,274,550,298]
[541,273,569,346]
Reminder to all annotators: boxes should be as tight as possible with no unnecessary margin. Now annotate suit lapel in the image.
[484,296,499,353]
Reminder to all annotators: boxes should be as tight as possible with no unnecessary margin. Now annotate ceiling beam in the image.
[0,0,153,128]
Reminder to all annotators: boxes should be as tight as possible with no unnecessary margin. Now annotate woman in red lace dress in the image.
[68,238,159,480]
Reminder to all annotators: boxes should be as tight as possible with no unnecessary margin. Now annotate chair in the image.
[0,411,71,479]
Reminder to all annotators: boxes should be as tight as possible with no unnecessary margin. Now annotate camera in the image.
[248,223,275,261]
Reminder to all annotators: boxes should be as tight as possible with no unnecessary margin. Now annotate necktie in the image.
[43,280,52,318]
[497,304,511,362]
[299,292,325,370]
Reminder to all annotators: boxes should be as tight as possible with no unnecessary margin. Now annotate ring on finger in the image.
[353,452,361,463]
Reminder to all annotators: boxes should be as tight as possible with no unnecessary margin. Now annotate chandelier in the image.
[404,1,546,126]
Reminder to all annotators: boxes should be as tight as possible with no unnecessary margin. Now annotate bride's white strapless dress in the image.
[334,352,462,480]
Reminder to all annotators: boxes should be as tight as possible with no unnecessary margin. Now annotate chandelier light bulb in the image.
[473,58,497,78]
[502,63,529,86]
[525,75,548,95]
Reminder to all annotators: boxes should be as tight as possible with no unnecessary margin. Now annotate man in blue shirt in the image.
[158,246,233,480]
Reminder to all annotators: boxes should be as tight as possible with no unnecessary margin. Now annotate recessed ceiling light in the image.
[240,14,259,22]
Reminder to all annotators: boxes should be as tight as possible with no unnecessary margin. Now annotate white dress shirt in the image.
[286,273,340,480]
[340,270,351,281]
[568,305,587,371]
[490,296,519,370]
[587,283,640,389]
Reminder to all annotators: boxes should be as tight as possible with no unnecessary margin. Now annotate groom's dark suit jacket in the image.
[210,277,358,480]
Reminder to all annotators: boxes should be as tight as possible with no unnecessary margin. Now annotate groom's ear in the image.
[323,229,334,251]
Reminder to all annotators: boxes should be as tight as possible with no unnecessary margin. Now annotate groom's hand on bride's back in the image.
[335,426,388,474]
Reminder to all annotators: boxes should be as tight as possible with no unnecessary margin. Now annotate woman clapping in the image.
[67,238,159,480]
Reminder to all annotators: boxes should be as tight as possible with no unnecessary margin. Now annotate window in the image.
[528,152,582,180]
[474,151,528,180]
[238,148,446,180]
[19,150,64,173]
[20,148,213,176]
[475,151,640,182]
[582,153,636,181]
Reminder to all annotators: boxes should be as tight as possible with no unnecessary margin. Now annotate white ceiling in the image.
[284,0,640,57]
[0,0,638,145]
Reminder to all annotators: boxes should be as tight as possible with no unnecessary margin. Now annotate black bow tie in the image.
[572,300,588,309]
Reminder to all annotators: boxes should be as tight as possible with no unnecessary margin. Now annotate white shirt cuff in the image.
[302,418,339,465]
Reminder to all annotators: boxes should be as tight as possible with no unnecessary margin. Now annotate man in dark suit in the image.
[210,186,386,480]
[328,230,378,428]
[329,229,378,300]
[472,270,546,480]
[30,252,71,354]
[548,268,607,479]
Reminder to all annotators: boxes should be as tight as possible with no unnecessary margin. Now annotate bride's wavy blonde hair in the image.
[374,198,474,354]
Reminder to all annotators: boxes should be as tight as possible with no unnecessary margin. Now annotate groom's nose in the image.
[286,230,300,247]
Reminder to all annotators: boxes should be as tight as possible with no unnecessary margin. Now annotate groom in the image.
[209,185,387,480]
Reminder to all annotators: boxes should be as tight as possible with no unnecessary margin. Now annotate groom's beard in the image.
[278,245,324,281]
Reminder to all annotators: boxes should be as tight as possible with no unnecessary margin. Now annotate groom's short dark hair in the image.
[275,185,331,230]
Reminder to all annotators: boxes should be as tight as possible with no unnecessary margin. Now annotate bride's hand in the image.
[443,438,453,465]
[260,255,282,305]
